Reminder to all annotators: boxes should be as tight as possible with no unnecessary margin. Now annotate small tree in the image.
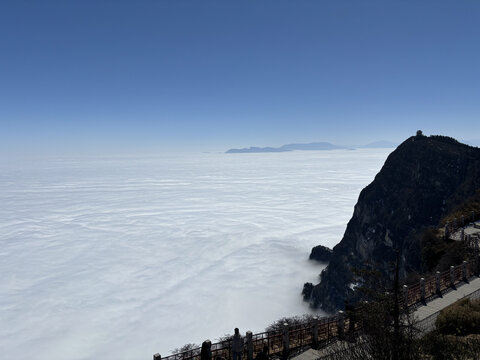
[322,252,421,360]
[421,298,480,359]
[265,314,315,332]
[216,333,233,342]
[171,343,200,356]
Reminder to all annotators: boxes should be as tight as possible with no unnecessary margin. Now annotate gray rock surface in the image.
[307,134,480,312]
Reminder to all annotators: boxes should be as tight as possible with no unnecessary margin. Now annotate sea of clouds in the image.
[0,149,392,360]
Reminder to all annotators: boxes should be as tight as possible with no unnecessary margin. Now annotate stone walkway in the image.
[416,276,480,321]
[415,276,480,332]
[450,221,480,241]
[291,275,480,360]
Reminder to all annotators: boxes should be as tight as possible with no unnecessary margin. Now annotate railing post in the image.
[327,318,331,342]
[478,253,480,277]
[267,331,270,356]
[337,311,345,340]
[348,307,355,334]
[208,340,212,360]
[436,271,441,295]
[420,278,425,303]
[403,285,408,307]
[202,340,212,360]
[153,354,161,360]
[477,252,480,277]
[450,265,455,288]
[245,332,253,360]
[312,316,319,348]
[282,322,289,360]
[463,260,468,282]
[444,222,449,239]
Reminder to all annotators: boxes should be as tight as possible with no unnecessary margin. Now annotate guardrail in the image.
[154,256,480,360]
[403,258,479,308]
[156,315,345,360]
[445,210,480,238]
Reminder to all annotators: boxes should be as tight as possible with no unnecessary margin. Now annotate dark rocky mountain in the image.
[304,134,480,313]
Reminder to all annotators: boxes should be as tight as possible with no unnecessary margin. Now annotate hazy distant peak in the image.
[226,141,395,153]
[279,142,351,151]
[358,140,399,148]
[225,146,291,153]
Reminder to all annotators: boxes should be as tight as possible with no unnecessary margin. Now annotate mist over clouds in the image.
[0,149,391,359]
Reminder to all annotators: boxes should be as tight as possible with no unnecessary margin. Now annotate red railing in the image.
[158,257,479,360]
[425,277,436,299]
[440,271,450,290]
[407,282,421,305]
[445,211,480,236]
[401,258,479,308]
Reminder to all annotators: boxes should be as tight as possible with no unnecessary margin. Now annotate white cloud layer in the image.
[0,149,391,360]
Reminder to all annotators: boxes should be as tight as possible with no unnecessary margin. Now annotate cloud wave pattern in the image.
[0,149,391,359]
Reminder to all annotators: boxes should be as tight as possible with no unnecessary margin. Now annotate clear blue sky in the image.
[1,0,479,154]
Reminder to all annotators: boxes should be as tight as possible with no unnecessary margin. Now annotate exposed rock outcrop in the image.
[309,245,333,262]
[307,134,480,312]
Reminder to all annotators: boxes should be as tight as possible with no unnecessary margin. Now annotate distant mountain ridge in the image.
[358,140,399,149]
[226,141,397,153]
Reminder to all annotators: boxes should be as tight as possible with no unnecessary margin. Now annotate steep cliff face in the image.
[307,135,480,312]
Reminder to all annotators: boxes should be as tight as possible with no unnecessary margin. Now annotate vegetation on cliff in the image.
[420,189,480,274]
[420,298,480,359]
[320,297,480,360]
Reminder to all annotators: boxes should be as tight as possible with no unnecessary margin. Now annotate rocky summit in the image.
[305,133,480,312]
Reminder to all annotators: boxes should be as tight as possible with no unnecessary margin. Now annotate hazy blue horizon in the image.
[1,1,479,155]
[3,136,478,159]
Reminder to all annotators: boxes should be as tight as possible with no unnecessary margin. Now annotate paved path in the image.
[289,348,323,360]
[291,276,480,360]
[415,276,480,332]
[415,276,480,321]
[450,221,480,241]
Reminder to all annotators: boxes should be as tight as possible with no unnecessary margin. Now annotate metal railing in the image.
[445,210,480,238]
[156,256,480,360]
[403,258,479,308]
[158,316,344,360]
